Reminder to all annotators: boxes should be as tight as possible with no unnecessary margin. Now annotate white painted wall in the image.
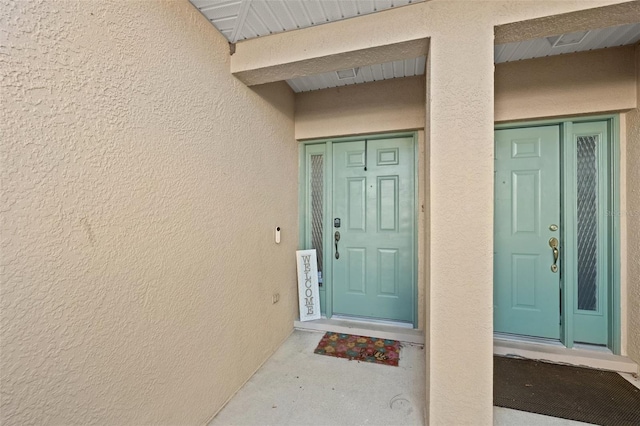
[1,1,297,424]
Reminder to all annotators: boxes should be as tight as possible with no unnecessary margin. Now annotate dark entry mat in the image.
[494,356,640,425]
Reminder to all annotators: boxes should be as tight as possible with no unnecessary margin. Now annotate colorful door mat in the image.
[313,332,401,366]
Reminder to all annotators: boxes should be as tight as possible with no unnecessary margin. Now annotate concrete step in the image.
[294,317,425,345]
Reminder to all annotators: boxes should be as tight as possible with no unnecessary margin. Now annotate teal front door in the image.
[332,136,415,322]
[494,126,561,339]
[494,120,614,347]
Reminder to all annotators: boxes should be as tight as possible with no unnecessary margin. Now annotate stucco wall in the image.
[496,46,636,122]
[625,43,640,366]
[295,45,635,137]
[295,76,426,140]
[0,1,297,425]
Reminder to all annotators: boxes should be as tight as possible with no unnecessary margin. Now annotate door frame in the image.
[494,114,621,354]
[298,132,420,327]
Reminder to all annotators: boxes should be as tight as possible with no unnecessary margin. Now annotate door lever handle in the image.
[549,237,559,273]
[334,231,340,259]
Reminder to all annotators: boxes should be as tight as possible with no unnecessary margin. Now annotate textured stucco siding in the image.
[0,1,297,425]
[626,43,640,366]
[495,46,636,122]
[295,75,426,140]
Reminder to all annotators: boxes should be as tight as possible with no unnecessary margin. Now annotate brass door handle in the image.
[549,237,559,273]
[334,231,340,259]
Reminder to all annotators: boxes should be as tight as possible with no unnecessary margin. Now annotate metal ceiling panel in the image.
[191,0,242,39]
[495,22,640,63]
[286,56,426,93]
[191,0,424,43]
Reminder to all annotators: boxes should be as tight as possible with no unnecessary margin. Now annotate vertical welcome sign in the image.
[295,249,321,321]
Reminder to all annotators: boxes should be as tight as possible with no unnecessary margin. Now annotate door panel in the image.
[378,249,398,296]
[512,254,538,307]
[570,121,609,345]
[347,248,366,294]
[378,177,398,231]
[347,178,366,231]
[494,126,561,339]
[332,137,414,322]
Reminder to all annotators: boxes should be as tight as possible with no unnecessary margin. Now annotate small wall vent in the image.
[336,67,360,80]
[547,31,590,48]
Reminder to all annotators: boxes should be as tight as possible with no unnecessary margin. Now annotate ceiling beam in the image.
[230,3,430,86]
[232,38,429,86]
[230,0,636,87]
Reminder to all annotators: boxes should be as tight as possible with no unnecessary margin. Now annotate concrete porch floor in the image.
[209,330,612,425]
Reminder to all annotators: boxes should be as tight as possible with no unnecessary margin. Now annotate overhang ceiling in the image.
[495,22,640,63]
[287,56,427,92]
[190,1,640,93]
[190,0,423,43]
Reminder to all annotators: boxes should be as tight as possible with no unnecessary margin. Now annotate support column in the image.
[427,12,495,425]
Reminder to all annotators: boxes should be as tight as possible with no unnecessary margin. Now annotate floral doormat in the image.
[313,332,401,366]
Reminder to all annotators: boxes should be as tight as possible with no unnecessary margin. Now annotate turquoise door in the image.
[494,126,561,339]
[332,137,415,322]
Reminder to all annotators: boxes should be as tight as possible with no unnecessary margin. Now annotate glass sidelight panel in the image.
[310,155,324,275]
[569,120,611,347]
[576,135,598,311]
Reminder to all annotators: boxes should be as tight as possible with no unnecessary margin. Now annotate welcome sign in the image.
[295,249,321,321]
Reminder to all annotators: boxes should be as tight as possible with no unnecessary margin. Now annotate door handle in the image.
[334,231,340,259]
[549,237,559,273]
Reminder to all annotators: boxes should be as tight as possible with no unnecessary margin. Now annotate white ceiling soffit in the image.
[287,56,426,93]
[190,0,424,43]
[495,22,640,64]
